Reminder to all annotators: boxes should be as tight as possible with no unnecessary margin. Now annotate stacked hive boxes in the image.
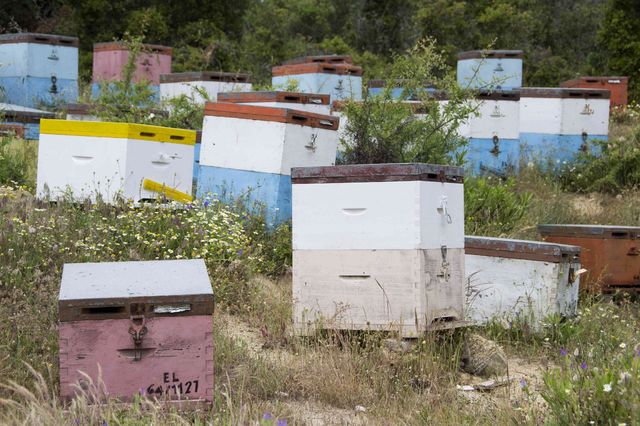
[292,163,465,337]
[457,50,523,90]
[0,33,79,108]
[217,91,331,115]
[92,42,172,98]
[1,103,54,139]
[65,103,99,121]
[272,55,363,101]
[519,88,610,166]
[465,91,521,176]
[561,76,629,110]
[160,71,252,103]
[539,225,640,293]
[367,79,436,99]
[36,119,195,203]
[196,102,339,224]
[465,236,581,328]
[58,259,214,402]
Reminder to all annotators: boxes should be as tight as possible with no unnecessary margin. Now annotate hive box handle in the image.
[284,96,301,102]
[81,306,126,315]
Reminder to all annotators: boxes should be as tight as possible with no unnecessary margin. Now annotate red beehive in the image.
[58,259,214,403]
[539,224,640,292]
[561,77,628,110]
[92,42,172,85]
[0,123,25,138]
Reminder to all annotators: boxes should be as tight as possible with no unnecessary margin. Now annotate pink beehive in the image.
[92,42,172,85]
[58,259,214,403]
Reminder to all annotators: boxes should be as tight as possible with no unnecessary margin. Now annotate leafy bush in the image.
[0,136,34,187]
[339,39,475,166]
[465,177,532,236]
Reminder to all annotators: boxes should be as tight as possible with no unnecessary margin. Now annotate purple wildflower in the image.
[277,420,287,426]
[580,361,587,370]
[560,348,568,356]
[237,249,243,257]
[519,378,527,389]
[74,419,80,425]
[203,201,210,208]
[262,413,273,421]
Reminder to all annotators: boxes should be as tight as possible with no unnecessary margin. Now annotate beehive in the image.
[519,88,610,166]
[292,163,465,337]
[160,71,252,103]
[271,63,363,101]
[539,225,640,292]
[0,33,79,108]
[36,119,195,203]
[282,54,353,65]
[457,50,523,90]
[58,259,214,402]
[561,76,628,110]
[65,103,99,121]
[367,79,436,100]
[465,236,581,327]
[197,103,339,224]
[217,91,331,115]
[1,102,55,139]
[92,42,172,97]
[466,91,520,176]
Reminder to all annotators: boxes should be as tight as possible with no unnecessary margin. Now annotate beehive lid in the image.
[291,163,464,184]
[0,103,55,122]
[0,32,79,47]
[93,41,172,55]
[160,71,250,83]
[282,54,353,65]
[476,90,520,101]
[204,102,339,130]
[465,236,580,262]
[217,91,329,106]
[538,224,640,239]
[272,63,363,77]
[520,87,610,99]
[59,259,213,321]
[457,50,523,60]
[64,103,93,115]
[40,119,196,145]
[561,76,629,86]
[367,79,435,89]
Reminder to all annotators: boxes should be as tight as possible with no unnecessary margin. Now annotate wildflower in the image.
[277,420,287,426]
[603,383,612,393]
[263,413,273,421]
[560,348,568,356]
[619,342,627,349]
[580,361,587,370]
[519,378,527,389]
[619,371,632,385]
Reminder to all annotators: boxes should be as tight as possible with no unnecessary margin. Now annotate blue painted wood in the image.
[0,76,77,108]
[520,133,606,168]
[272,73,362,101]
[197,165,292,225]
[466,137,520,176]
[4,120,40,140]
[193,142,201,182]
[457,58,522,90]
[91,82,160,101]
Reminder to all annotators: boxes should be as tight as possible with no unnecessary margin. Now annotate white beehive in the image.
[457,50,523,90]
[217,91,331,115]
[292,164,464,250]
[159,71,252,103]
[292,163,465,337]
[465,236,581,328]
[467,91,520,140]
[37,120,195,203]
[199,103,339,175]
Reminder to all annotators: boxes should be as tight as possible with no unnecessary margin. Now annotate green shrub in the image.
[0,136,34,188]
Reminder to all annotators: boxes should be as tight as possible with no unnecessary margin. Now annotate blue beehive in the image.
[519,88,610,167]
[272,62,363,102]
[1,102,55,139]
[367,80,436,100]
[0,33,78,108]
[465,91,521,176]
[457,50,523,90]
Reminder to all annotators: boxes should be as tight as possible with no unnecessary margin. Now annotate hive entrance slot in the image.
[81,306,126,315]
[284,96,301,102]
[612,232,629,238]
[140,132,156,138]
[292,115,308,122]
[169,135,184,140]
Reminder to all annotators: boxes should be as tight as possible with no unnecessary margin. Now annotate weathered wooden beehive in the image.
[292,163,465,337]
[561,76,628,110]
[0,33,79,108]
[197,102,339,224]
[519,88,610,166]
[58,259,214,402]
[465,236,581,327]
[271,62,363,102]
[217,91,331,115]
[457,50,523,90]
[539,224,640,292]
[466,91,521,176]
[36,119,195,203]
[160,71,252,103]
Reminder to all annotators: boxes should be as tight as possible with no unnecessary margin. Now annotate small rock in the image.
[383,338,413,354]
[461,333,508,377]
[456,385,476,391]
[355,405,366,413]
